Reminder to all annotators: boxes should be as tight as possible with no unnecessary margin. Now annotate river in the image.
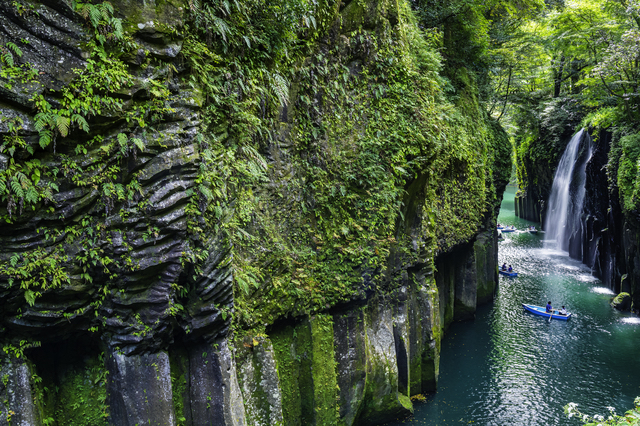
[389,185,640,425]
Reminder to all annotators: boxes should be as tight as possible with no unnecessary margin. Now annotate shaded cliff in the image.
[0,0,510,424]
[516,119,640,310]
[514,99,584,224]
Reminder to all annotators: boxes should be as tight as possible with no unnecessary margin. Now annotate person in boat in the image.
[508,265,513,272]
[559,306,567,315]
[501,263,507,271]
[546,301,552,313]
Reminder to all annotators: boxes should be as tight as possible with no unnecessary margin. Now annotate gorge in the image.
[2,0,640,424]
[0,0,509,424]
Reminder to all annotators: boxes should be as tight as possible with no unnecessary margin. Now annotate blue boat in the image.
[501,227,516,233]
[499,270,517,277]
[522,304,571,320]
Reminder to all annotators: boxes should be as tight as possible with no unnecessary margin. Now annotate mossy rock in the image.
[611,292,632,311]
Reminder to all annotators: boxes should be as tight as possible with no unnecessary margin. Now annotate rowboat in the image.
[501,227,516,233]
[528,229,538,234]
[499,270,517,277]
[522,304,571,320]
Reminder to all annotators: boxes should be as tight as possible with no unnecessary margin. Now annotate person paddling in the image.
[546,301,552,313]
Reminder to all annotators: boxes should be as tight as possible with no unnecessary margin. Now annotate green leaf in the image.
[132,138,144,151]
[72,114,90,132]
[56,115,70,137]
[10,179,24,198]
[32,169,41,186]
[1,52,14,67]
[39,130,52,149]
[24,289,36,306]
[6,42,22,58]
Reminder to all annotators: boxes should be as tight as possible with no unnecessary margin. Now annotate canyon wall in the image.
[516,118,640,308]
[0,0,510,424]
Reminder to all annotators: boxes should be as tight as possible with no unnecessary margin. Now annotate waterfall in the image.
[544,129,593,254]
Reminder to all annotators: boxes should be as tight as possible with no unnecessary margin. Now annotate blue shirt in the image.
[546,303,552,312]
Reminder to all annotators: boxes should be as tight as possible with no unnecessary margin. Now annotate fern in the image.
[212,16,231,42]
[25,186,38,204]
[1,52,14,67]
[33,112,52,132]
[38,130,52,149]
[89,5,101,28]
[117,133,128,147]
[240,145,267,171]
[102,1,114,17]
[199,184,214,201]
[115,183,125,200]
[132,138,144,151]
[111,18,123,39]
[271,73,290,106]
[55,115,70,137]
[15,171,29,189]
[72,114,90,132]
[24,289,36,306]
[221,0,231,15]
[10,178,24,198]
[6,42,22,58]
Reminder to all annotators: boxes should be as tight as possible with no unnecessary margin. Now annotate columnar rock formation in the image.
[0,0,510,424]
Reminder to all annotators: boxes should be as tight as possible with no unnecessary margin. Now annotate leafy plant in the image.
[565,399,640,425]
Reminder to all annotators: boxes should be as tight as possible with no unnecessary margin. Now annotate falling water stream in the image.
[544,129,593,254]
[388,185,640,426]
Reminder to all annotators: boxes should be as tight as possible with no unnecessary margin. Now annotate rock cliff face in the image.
[516,122,640,309]
[514,100,584,225]
[0,0,509,424]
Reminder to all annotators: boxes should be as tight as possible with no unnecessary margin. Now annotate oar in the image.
[549,310,554,322]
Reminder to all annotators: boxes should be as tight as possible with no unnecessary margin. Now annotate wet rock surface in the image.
[518,125,640,308]
[0,0,231,354]
[0,0,507,424]
[0,357,37,426]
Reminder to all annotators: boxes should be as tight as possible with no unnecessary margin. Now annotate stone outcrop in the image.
[0,357,37,426]
[0,0,509,423]
[515,121,640,310]
[514,99,584,225]
[611,292,632,311]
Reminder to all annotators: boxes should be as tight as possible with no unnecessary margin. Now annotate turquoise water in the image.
[390,186,640,425]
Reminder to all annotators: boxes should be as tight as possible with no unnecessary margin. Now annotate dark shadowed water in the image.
[389,186,640,426]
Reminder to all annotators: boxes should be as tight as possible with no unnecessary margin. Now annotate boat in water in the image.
[522,304,571,320]
[499,270,517,277]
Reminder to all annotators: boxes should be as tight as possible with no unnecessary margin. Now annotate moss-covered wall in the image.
[515,111,640,308]
[514,100,584,224]
[0,0,509,423]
